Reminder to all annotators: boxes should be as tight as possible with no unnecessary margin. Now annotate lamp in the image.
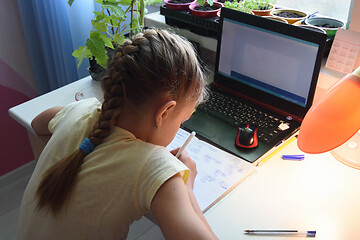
[297,66,360,169]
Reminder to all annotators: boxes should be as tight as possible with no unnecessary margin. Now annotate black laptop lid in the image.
[215,8,327,121]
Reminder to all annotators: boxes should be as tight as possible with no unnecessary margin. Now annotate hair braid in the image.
[88,83,125,145]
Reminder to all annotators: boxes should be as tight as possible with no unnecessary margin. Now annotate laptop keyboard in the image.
[198,90,290,144]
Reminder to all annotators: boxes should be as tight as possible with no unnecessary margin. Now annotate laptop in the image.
[183,7,327,163]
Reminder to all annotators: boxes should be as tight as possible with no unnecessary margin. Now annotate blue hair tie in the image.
[79,138,95,154]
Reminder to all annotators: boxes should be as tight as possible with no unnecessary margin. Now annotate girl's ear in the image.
[155,100,176,128]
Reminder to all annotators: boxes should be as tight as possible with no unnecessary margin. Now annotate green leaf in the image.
[118,0,132,6]
[102,0,118,8]
[224,1,253,13]
[99,34,114,49]
[94,21,108,33]
[107,15,121,22]
[145,0,163,5]
[112,34,125,45]
[68,0,75,6]
[72,46,92,68]
[197,0,205,6]
[86,34,108,68]
[94,12,105,21]
[207,0,213,6]
[105,5,126,18]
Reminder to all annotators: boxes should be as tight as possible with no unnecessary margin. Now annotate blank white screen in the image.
[218,19,319,106]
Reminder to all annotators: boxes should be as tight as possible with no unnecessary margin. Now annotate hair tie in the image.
[79,138,95,154]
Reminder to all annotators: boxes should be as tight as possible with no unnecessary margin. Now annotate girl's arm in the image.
[151,150,218,240]
[31,107,63,143]
[151,173,218,240]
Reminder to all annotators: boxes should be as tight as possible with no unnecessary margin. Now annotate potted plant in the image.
[68,0,161,80]
[270,9,308,24]
[164,0,196,11]
[243,0,276,16]
[223,1,253,14]
[305,16,345,38]
[189,0,223,18]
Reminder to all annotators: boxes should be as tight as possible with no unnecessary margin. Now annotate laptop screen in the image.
[218,19,320,107]
[215,8,327,119]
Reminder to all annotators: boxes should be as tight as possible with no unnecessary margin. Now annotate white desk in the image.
[206,140,360,240]
[8,76,101,135]
[9,76,360,240]
[9,14,360,239]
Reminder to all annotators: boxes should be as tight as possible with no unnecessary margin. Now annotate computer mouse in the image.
[235,124,259,148]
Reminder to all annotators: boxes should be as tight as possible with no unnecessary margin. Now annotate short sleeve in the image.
[48,98,101,134]
[48,106,71,133]
[135,147,189,213]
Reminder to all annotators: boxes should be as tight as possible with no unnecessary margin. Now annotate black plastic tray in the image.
[160,5,220,38]
[160,5,333,56]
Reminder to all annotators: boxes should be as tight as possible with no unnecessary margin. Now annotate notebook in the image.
[183,7,327,163]
[167,128,255,212]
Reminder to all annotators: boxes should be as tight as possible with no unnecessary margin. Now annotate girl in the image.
[16,29,218,239]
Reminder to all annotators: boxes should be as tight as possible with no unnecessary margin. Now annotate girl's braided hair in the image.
[36,28,208,215]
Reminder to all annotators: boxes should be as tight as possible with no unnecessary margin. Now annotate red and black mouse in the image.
[235,124,259,148]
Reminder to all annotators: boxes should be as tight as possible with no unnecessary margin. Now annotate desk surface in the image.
[207,140,360,240]
[9,15,360,239]
[9,75,360,240]
[8,76,101,135]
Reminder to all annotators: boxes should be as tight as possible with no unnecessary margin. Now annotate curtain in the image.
[17,0,95,94]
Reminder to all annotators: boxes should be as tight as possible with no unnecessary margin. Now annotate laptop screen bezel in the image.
[215,7,327,120]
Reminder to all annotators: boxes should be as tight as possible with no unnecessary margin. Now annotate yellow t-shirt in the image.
[17,98,189,240]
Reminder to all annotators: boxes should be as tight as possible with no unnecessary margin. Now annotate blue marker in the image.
[282,154,305,160]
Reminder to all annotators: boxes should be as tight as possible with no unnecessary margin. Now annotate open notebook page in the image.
[167,128,255,212]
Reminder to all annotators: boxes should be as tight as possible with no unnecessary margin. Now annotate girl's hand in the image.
[170,148,197,190]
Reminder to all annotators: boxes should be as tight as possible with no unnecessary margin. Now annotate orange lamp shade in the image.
[297,67,360,153]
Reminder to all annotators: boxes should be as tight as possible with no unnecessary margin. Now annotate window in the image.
[276,0,352,22]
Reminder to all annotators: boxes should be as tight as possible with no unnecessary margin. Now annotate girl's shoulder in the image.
[49,98,101,133]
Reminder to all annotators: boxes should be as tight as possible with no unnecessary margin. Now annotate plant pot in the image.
[164,0,196,11]
[189,1,223,18]
[88,47,116,81]
[270,9,307,24]
[252,5,274,16]
[88,64,105,81]
[263,15,288,24]
[305,17,345,38]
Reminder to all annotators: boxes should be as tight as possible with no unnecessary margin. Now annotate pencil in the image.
[256,134,298,166]
[175,131,196,158]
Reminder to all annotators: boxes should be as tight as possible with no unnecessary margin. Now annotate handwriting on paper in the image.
[168,128,255,211]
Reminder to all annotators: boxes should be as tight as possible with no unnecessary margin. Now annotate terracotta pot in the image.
[252,5,274,16]
[270,9,308,24]
[189,1,223,18]
[164,0,196,10]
